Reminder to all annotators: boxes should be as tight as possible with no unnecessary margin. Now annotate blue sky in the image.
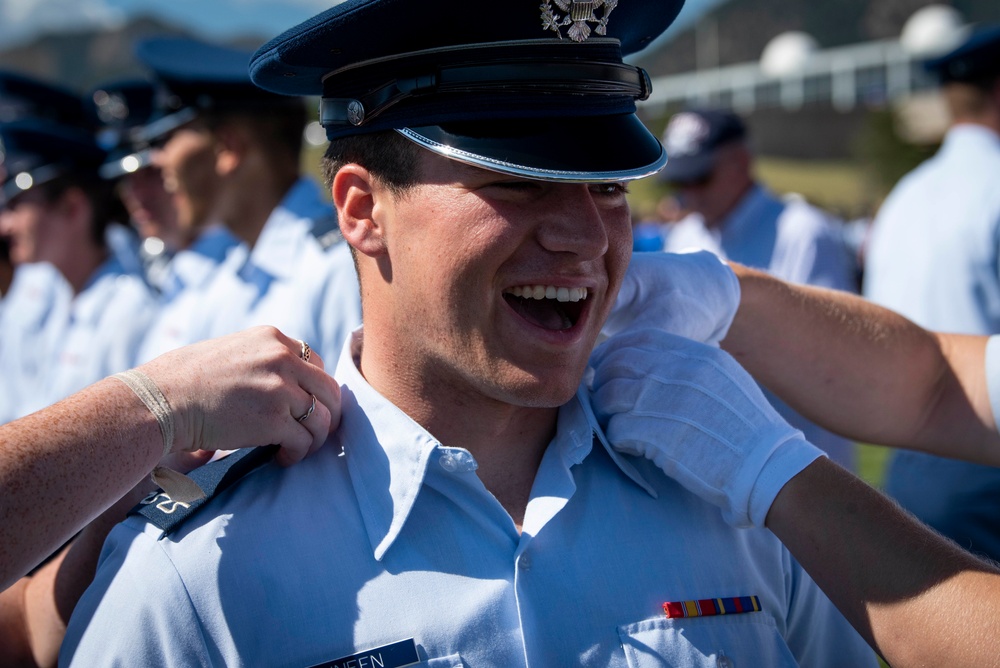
[0,0,724,51]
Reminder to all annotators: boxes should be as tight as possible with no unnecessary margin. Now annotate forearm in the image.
[0,378,163,590]
[767,458,1000,666]
[3,479,157,668]
[725,262,999,461]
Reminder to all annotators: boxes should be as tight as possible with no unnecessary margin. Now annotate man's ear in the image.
[333,164,387,257]
[212,124,246,176]
[55,187,93,233]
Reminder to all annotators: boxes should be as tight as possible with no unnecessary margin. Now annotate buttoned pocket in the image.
[619,614,798,667]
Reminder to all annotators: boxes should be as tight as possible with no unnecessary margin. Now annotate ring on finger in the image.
[296,394,316,423]
[299,340,311,364]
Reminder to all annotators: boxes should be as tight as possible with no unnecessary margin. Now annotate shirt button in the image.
[439,449,478,473]
[716,651,734,668]
[518,554,531,571]
[439,453,459,472]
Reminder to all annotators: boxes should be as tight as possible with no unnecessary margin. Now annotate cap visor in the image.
[399,114,665,183]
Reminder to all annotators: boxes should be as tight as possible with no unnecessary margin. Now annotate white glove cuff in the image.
[740,429,826,528]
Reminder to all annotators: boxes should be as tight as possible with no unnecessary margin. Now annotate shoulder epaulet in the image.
[311,213,343,251]
[129,445,278,538]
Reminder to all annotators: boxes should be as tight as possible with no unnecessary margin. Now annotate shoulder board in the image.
[129,445,278,538]
[311,213,343,251]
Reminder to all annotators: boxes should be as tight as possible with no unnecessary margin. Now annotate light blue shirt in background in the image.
[136,225,240,363]
[61,330,874,667]
[665,184,859,469]
[197,177,361,362]
[865,124,1000,333]
[139,178,361,365]
[2,256,156,421]
[863,123,1000,561]
[0,262,71,423]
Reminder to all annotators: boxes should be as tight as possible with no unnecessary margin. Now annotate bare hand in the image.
[137,326,341,467]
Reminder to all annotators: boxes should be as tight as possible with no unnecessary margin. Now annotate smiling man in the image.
[60,1,875,666]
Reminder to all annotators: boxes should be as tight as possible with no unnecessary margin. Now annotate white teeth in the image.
[505,285,589,303]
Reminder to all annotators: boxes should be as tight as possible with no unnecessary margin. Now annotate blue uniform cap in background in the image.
[658,108,746,184]
[0,120,107,203]
[135,37,303,143]
[250,0,686,183]
[0,70,94,129]
[89,79,158,180]
[925,24,1000,85]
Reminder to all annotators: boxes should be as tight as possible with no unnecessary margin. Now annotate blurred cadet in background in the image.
[134,37,360,365]
[0,74,157,424]
[91,78,184,292]
[864,25,1000,562]
[658,107,860,470]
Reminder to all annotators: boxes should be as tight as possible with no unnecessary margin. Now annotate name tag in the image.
[308,638,420,668]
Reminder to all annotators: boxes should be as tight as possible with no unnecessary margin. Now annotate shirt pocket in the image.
[619,614,798,667]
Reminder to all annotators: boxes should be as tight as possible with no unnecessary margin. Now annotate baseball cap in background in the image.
[250,0,687,183]
[659,108,746,184]
[134,37,303,144]
[925,24,1000,84]
[660,109,746,183]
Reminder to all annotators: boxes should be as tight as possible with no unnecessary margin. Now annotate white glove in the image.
[601,250,739,347]
[589,328,825,528]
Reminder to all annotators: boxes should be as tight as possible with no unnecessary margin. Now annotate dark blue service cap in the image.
[0,120,107,202]
[136,37,303,143]
[250,0,686,183]
[90,79,158,180]
[659,108,746,184]
[925,24,1000,84]
[0,70,93,129]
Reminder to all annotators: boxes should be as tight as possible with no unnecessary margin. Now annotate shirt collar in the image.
[942,123,1000,154]
[334,329,657,561]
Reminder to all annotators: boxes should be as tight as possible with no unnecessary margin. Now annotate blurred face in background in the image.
[671,141,753,228]
[151,122,222,235]
[118,165,185,249]
[0,187,69,266]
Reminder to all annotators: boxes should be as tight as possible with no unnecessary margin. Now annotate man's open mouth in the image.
[502,284,589,331]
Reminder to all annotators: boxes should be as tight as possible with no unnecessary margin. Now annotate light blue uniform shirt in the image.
[62,330,874,667]
[15,255,157,417]
[197,177,361,362]
[865,124,1000,333]
[863,124,1000,559]
[0,262,72,423]
[136,225,241,363]
[0,258,156,421]
[665,185,859,469]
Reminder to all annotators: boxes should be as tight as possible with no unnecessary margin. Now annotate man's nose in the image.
[535,184,610,260]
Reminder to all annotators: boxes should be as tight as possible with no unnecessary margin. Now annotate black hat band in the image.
[321,57,650,129]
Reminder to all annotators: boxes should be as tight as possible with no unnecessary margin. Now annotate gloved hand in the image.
[590,327,825,528]
[601,250,739,347]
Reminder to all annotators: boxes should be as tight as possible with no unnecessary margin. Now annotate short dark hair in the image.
[204,102,308,168]
[320,130,421,194]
